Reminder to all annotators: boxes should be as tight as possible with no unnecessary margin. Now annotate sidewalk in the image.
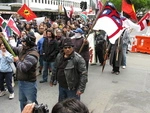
[0,52,150,113]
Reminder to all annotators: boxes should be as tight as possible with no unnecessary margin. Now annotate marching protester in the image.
[71,28,90,70]
[109,35,123,75]
[95,30,106,66]
[12,32,39,111]
[36,25,46,75]
[0,42,15,99]
[37,30,46,75]
[50,38,88,102]
[39,30,59,83]
[55,29,66,52]
[121,28,131,69]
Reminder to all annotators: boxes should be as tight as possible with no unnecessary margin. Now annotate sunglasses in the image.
[64,46,72,49]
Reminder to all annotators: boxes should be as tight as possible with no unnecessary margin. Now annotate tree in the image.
[107,0,149,12]
[105,0,150,19]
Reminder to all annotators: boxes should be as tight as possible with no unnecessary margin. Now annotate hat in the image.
[63,38,74,47]
[73,28,84,34]
[22,32,36,47]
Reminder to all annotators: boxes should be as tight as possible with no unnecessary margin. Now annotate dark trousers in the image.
[85,60,89,71]
[0,72,14,93]
[58,85,80,102]
[95,49,104,64]
[112,54,119,72]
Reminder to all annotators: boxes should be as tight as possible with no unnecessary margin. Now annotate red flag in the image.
[7,17,20,36]
[69,5,74,19]
[93,2,125,44]
[138,12,150,30]
[122,0,137,22]
[17,4,37,21]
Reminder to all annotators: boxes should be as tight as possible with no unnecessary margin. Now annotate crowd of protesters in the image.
[0,14,130,112]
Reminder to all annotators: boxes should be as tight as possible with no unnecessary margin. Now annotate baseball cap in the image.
[73,28,84,34]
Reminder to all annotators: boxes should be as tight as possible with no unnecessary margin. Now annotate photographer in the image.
[22,98,89,113]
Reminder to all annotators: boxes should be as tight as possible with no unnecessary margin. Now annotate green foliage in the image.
[106,0,149,11]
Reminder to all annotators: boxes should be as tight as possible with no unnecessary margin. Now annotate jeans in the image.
[0,72,14,94]
[58,85,80,102]
[39,55,44,67]
[42,61,55,81]
[122,44,128,66]
[18,81,38,111]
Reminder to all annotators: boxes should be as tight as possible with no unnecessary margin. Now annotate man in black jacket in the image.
[50,38,87,102]
[39,30,59,83]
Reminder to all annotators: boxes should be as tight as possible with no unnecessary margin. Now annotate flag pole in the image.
[78,0,109,53]
[0,34,16,56]
[116,36,121,61]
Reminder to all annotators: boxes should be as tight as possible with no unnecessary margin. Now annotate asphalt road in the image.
[0,52,150,113]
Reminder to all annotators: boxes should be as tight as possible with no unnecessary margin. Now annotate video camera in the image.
[26,101,49,113]
[33,103,49,113]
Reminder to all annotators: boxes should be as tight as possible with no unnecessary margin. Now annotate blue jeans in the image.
[39,55,44,67]
[18,81,38,111]
[0,72,14,94]
[122,44,127,66]
[42,61,54,81]
[58,85,80,102]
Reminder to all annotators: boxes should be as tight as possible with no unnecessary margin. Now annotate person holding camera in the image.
[22,98,89,113]
[50,38,88,102]
[12,32,39,111]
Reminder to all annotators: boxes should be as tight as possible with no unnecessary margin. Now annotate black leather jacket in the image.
[50,52,88,93]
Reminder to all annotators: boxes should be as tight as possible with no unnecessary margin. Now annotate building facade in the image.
[0,0,84,19]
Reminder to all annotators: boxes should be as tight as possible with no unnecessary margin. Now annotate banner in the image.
[87,32,96,64]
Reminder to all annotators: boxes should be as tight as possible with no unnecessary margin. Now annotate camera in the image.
[33,103,49,113]
[26,101,49,113]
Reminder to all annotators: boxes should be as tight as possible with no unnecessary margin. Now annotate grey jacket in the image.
[50,51,88,93]
[12,46,39,82]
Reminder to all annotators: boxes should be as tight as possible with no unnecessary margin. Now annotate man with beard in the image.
[39,30,59,83]
[55,29,66,52]
[12,32,39,111]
